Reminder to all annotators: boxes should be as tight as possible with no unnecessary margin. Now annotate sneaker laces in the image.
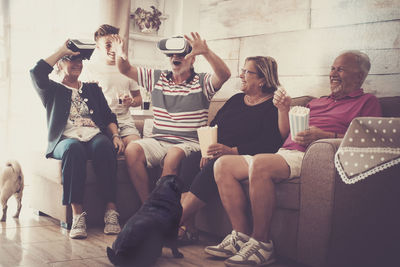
[105,210,119,225]
[72,212,87,229]
[218,232,238,248]
[236,241,259,259]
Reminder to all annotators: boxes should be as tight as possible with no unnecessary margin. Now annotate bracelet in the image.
[112,133,121,139]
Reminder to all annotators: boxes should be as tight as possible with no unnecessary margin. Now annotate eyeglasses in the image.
[240,69,258,75]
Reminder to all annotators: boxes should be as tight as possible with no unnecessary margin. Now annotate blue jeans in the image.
[52,134,117,205]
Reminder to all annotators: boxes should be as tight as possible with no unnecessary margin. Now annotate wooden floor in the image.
[0,186,292,267]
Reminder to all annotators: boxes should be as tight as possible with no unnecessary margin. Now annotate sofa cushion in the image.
[379,96,400,117]
[31,155,131,185]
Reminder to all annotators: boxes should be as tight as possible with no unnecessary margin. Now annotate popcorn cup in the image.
[289,106,310,140]
[197,125,218,158]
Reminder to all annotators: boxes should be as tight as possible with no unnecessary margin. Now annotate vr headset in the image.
[157,36,192,56]
[64,39,96,60]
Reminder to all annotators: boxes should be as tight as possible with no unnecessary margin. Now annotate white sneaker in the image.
[69,212,87,239]
[204,230,250,258]
[104,209,121,235]
[224,238,276,267]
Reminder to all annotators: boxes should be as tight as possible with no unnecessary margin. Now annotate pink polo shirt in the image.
[283,88,382,152]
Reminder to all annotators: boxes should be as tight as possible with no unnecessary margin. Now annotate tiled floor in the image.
[0,186,292,266]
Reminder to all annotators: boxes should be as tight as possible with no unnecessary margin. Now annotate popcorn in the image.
[197,125,218,158]
[289,106,310,140]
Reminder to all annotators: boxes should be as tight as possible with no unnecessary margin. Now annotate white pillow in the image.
[143,119,154,138]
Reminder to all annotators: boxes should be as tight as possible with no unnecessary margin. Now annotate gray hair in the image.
[339,50,371,85]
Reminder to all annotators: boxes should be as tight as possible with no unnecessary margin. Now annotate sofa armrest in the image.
[296,137,400,267]
[296,138,342,267]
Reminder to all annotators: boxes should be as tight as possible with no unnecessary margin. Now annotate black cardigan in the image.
[30,59,117,158]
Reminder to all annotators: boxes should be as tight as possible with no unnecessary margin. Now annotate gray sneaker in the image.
[205,230,249,258]
[69,212,87,239]
[104,209,121,235]
[224,238,276,267]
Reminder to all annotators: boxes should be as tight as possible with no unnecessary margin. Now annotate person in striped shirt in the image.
[112,32,231,203]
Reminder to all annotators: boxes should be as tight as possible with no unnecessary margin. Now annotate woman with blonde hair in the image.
[178,56,291,245]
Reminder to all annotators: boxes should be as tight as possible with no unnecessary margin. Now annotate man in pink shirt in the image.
[204,51,382,266]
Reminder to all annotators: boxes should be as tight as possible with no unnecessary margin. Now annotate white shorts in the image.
[242,148,305,179]
[132,138,200,168]
[117,113,140,138]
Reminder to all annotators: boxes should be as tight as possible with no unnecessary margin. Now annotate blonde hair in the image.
[245,56,280,93]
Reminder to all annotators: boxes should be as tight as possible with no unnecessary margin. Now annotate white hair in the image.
[339,50,371,85]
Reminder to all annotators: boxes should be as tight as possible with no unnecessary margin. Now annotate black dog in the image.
[107,175,184,266]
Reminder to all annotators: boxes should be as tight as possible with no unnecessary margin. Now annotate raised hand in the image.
[273,87,291,113]
[61,40,81,57]
[183,32,210,60]
[110,34,127,60]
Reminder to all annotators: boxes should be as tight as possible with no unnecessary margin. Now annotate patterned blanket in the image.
[335,117,400,184]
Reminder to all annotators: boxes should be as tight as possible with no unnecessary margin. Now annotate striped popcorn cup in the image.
[289,106,310,140]
[197,125,218,158]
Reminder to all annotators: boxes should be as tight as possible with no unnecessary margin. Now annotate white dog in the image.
[0,160,24,221]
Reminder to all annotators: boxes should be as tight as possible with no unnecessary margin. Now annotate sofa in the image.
[30,95,400,267]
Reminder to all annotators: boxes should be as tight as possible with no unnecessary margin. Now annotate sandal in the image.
[177,226,199,247]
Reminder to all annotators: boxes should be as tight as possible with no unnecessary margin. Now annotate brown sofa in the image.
[30,95,400,267]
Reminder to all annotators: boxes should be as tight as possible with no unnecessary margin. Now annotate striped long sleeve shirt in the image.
[137,67,216,143]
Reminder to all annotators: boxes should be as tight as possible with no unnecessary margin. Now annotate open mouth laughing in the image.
[330,77,341,86]
[172,60,182,66]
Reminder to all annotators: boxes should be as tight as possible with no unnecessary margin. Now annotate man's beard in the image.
[331,83,343,97]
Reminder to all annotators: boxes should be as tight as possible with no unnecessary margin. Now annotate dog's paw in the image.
[171,247,184,258]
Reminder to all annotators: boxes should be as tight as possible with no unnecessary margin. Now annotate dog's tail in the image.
[4,160,24,191]
[5,160,22,175]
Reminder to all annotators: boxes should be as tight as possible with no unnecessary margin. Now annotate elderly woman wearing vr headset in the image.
[112,32,231,203]
[30,40,123,239]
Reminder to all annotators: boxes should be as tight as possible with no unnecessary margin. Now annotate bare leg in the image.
[124,142,150,203]
[71,203,83,217]
[122,134,140,147]
[106,202,117,211]
[161,147,186,177]
[180,192,206,225]
[248,154,290,242]
[214,155,251,235]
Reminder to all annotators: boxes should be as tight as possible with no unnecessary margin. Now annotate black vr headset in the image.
[157,36,192,57]
[64,39,96,60]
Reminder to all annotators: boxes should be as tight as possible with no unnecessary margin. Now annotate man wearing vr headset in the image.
[112,32,231,203]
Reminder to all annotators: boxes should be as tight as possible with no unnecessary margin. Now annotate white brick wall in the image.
[199,0,400,99]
